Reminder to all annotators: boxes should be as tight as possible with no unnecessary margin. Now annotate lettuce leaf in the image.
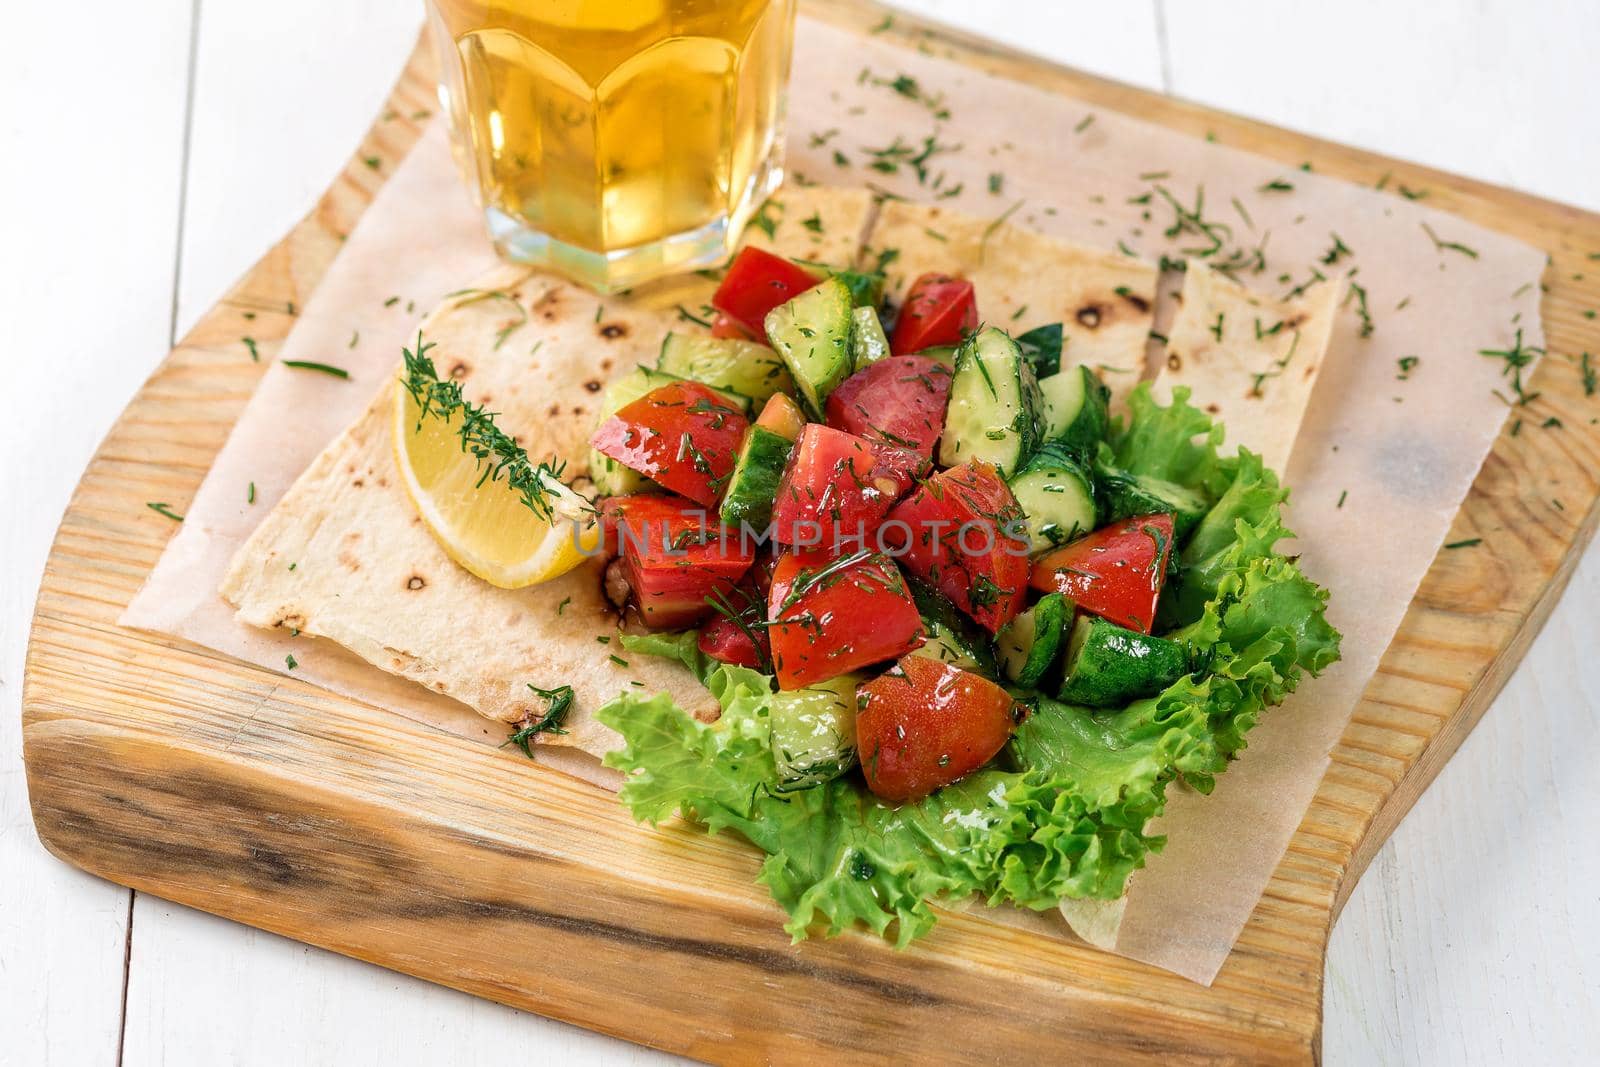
[599,383,1340,946]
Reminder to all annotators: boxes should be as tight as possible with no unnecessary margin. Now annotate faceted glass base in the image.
[484,157,785,293]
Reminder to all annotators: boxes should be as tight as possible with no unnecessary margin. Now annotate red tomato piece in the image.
[891,273,977,355]
[600,495,756,629]
[711,247,821,343]
[770,424,929,551]
[1028,513,1174,633]
[856,655,1021,803]
[767,549,923,690]
[883,462,1030,633]
[590,380,748,507]
[697,613,770,671]
[708,312,752,340]
[824,355,954,458]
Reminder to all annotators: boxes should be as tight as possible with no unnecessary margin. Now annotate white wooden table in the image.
[4,2,1597,1062]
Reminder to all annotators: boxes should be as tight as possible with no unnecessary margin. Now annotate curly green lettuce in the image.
[599,384,1341,945]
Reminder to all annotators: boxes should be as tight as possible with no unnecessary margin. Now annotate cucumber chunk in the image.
[764,276,855,419]
[916,344,959,366]
[937,327,1043,476]
[832,268,886,310]
[1038,365,1110,453]
[719,425,793,529]
[906,576,998,676]
[997,592,1072,687]
[1058,616,1187,707]
[1096,465,1209,540]
[588,366,659,496]
[1008,445,1099,553]
[657,332,794,406]
[769,672,862,791]
[849,305,892,368]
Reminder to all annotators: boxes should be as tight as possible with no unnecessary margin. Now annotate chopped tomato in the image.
[590,380,748,507]
[891,273,977,355]
[600,495,755,629]
[770,424,929,551]
[856,655,1021,803]
[709,312,751,340]
[824,355,954,458]
[767,548,923,690]
[1029,513,1174,633]
[697,613,770,671]
[883,462,1030,633]
[711,247,821,343]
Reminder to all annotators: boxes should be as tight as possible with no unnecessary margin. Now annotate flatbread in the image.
[223,187,876,754]
[220,266,709,753]
[864,201,1158,392]
[1154,265,1342,471]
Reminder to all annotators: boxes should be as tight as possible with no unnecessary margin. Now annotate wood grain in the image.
[21,2,1600,1061]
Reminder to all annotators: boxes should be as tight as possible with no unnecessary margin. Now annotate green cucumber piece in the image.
[1096,465,1209,540]
[937,327,1043,476]
[656,332,793,405]
[916,345,959,366]
[1008,445,1099,553]
[1058,616,1187,707]
[996,592,1072,687]
[719,425,794,529]
[849,305,892,368]
[1038,365,1110,452]
[1015,323,1064,377]
[907,576,998,676]
[832,268,886,309]
[769,673,862,791]
[589,366,659,496]
[764,276,854,419]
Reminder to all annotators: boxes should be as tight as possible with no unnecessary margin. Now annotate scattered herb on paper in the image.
[283,360,350,379]
[1422,222,1479,259]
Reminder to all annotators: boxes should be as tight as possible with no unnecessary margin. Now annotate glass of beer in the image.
[426,0,797,291]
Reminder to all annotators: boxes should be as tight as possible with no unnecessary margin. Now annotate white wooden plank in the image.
[172,0,424,335]
[119,900,682,1067]
[0,1,197,1063]
[1161,0,1600,213]
[1325,538,1600,1066]
[129,1,679,1062]
[1161,6,1600,1061]
[884,0,1166,91]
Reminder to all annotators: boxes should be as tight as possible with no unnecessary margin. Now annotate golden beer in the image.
[427,0,796,290]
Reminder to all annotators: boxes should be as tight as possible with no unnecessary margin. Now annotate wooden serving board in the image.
[23,2,1600,1061]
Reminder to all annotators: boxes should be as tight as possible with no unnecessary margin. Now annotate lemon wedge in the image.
[392,378,599,588]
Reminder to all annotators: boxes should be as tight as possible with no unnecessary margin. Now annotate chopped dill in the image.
[401,335,585,524]
[283,360,350,379]
[503,684,575,754]
[1421,222,1479,259]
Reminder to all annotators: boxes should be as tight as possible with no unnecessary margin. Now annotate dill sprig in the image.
[1479,328,1545,406]
[503,684,575,755]
[1346,279,1375,339]
[283,360,350,379]
[1148,183,1267,277]
[401,336,583,524]
[1421,222,1479,259]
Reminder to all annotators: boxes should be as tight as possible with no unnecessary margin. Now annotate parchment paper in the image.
[124,18,1546,983]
